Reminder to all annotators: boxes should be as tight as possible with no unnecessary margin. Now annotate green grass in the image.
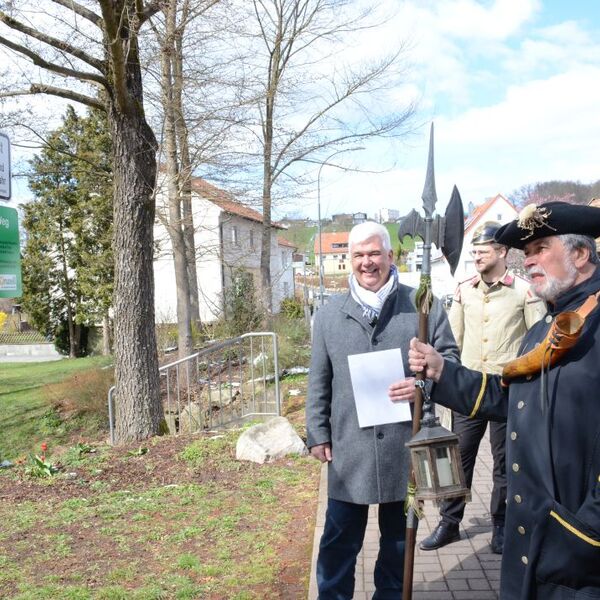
[0,359,319,599]
[0,357,112,460]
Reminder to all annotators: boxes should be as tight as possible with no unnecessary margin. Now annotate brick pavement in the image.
[308,431,501,599]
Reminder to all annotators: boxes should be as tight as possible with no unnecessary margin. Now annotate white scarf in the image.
[349,264,398,323]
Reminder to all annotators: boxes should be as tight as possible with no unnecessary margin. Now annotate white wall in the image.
[154,190,295,323]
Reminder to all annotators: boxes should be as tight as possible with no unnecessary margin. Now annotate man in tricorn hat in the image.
[394,201,600,599]
[420,221,545,555]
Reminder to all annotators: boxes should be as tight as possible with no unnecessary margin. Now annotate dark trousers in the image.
[440,412,507,526]
[317,498,407,600]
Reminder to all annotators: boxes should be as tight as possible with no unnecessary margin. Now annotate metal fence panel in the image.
[108,332,280,443]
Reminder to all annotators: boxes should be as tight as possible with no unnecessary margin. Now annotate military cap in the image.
[471,221,502,245]
[495,201,600,249]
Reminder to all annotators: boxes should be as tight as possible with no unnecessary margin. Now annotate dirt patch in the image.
[0,422,320,599]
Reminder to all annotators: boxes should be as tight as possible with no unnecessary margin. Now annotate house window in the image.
[341,254,346,259]
[249,229,254,249]
[281,251,286,267]
[231,225,239,246]
[283,281,290,296]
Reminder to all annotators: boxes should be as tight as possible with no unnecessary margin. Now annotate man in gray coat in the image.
[306,221,459,599]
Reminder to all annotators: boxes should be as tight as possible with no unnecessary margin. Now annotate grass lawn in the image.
[1,357,113,461]
[0,359,319,599]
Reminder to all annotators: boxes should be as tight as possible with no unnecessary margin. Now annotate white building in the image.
[154,178,296,323]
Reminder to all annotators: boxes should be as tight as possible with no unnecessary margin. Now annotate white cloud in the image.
[435,0,541,40]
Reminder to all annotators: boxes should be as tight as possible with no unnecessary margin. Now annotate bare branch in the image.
[50,0,103,27]
[0,11,106,74]
[0,85,105,111]
[0,37,108,93]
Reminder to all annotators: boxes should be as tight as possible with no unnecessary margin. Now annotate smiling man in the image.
[306,221,459,600]
[401,202,600,599]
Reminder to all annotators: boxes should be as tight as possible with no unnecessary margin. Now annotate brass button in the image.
[545,315,552,324]
[517,401,525,409]
[512,463,520,472]
[484,317,489,322]
[518,526,526,535]
[483,338,488,343]
[514,494,522,503]
[522,556,528,565]
[484,296,490,303]
[526,375,532,381]
[483,356,488,362]
[511,432,518,440]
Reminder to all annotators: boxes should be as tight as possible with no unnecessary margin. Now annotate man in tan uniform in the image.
[420,221,546,554]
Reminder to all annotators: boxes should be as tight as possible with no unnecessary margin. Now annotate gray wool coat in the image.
[306,282,460,505]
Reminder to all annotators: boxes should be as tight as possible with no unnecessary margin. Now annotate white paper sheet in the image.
[347,348,412,428]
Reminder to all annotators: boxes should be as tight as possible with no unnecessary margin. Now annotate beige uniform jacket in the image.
[448,270,546,375]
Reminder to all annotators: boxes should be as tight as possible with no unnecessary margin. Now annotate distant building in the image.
[353,212,367,224]
[331,213,354,225]
[314,231,350,275]
[378,208,400,223]
[154,178,295,323]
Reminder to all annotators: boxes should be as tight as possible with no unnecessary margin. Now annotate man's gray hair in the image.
[348,221,392,252]
[560,234,600,265]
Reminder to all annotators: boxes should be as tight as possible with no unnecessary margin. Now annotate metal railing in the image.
[108,332,280,444]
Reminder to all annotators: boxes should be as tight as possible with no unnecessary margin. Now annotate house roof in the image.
[191,177,284,229]
[314,231,350,254]
[277,236,296,249]
[464,194,517,234]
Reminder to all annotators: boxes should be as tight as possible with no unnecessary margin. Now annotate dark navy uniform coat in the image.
[434,266,600,599]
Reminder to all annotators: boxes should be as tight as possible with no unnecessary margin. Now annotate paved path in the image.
[308,431,501,599]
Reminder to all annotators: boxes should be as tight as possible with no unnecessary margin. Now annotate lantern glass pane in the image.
[434,446,456,487]
[415,450,432,489]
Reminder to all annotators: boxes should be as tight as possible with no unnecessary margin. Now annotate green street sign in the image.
[0,205,22,298]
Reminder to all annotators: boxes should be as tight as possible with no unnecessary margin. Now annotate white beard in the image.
[527,256,578,302]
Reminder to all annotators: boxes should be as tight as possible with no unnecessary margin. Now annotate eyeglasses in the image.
[469,249,492,257]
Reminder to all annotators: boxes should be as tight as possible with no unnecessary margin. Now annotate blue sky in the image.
[311,0,600,220]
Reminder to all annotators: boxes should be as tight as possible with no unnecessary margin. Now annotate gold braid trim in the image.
[550,511,600,547]
[469,372,487,418]
[404,482,424,519]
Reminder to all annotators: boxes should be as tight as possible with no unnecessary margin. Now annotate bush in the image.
[273,315,311,370]
[43,367,114,427]
[280,297,304,319]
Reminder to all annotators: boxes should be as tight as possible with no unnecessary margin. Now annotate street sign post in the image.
[0,133,11,201]
[0,206,22,298]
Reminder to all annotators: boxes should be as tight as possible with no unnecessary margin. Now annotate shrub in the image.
[280,297,304,319]
[43,367,114,426]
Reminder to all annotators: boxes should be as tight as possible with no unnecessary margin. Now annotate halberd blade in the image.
[421,123,438,218]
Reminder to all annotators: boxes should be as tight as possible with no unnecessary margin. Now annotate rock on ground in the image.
[236,416,308,464]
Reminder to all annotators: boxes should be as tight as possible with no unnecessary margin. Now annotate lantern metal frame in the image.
[405,383,471,505]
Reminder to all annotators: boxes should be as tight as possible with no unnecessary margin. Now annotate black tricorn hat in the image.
[472,221,502,245]
[495,201,600,250]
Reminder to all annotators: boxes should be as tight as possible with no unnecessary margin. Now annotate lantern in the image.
[406,389,470,505]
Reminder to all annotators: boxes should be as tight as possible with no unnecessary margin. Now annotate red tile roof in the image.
[191,177,284,229]
[277,236,296,249]
[314,232,350,254]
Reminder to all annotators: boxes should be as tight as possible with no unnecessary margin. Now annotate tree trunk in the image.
[172,25,201,330]
[111,110,162,443]
[102,313,111,356]
[160,3,193,362]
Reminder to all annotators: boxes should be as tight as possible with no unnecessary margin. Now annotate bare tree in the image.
[239,0,416,312]
[0,1,163,443]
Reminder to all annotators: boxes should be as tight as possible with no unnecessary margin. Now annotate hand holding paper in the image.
[348,348,412,428]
